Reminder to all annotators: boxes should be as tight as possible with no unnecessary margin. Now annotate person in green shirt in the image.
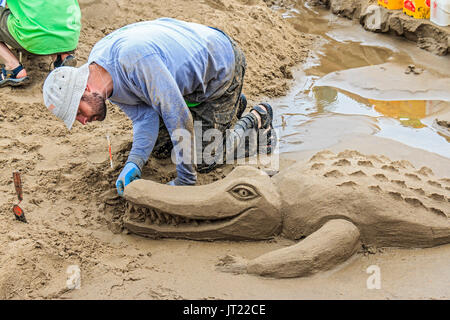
[0,0,81,87]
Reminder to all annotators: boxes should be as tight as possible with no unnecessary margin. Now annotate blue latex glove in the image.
[116,162,141,196]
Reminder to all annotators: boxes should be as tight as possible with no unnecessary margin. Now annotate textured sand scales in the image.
[308,150,449,219]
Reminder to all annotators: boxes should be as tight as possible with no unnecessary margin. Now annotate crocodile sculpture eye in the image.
[228,184,260,201]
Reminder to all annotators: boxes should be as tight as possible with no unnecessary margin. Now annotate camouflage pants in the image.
[152,30,247,172]
[0,8,22,49]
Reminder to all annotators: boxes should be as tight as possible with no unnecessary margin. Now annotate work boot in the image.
[251,102,277,155]
[226,102,277,159]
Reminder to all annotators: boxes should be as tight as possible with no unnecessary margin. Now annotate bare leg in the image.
[0,42,27,77]
[217,219,361,278]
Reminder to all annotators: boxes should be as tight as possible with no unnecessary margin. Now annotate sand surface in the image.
[0,0,449,300]
[315,63,450,102]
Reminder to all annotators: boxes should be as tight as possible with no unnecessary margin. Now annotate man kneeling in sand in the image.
[43,18,275,195]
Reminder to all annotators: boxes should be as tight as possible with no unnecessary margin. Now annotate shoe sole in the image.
[0,76,30,88]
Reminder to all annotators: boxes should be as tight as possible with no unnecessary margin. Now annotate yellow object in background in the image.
[378,0,404,10]
[403,0,431,19]
[368,99,428,128]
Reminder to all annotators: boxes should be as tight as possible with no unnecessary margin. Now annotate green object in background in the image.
[7,0,81,55]
[185,100,201,108]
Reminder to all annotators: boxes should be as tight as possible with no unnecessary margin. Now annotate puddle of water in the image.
[270,1,450,159]
[274,84,450,157]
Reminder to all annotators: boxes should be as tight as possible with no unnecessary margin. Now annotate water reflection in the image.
[371,99,431,129]
[273,85,450,158]
[271,1,449,159]
[313,86,449,130]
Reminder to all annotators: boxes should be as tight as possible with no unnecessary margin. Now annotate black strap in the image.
[53,54,63,68]
[1,64,24,79]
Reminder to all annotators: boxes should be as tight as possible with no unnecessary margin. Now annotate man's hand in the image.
[116,162,141,196]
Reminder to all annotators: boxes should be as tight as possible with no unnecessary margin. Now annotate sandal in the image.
[53,54,77,69]
[0,64,30,87]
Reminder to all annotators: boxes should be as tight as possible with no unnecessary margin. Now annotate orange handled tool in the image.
[12,171,27,223]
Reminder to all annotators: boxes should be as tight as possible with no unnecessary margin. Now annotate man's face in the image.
[76,92,107,125]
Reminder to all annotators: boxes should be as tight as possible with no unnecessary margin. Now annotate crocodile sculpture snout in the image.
[123,150,450,278]
[123,166,282,240]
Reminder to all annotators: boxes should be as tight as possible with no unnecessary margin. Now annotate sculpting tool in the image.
[12,171,27,223]
[106,134,113,169]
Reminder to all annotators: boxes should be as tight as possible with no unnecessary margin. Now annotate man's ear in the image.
[85,83,92,93]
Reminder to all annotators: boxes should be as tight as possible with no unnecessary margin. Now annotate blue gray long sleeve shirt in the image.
[88,18,235,184]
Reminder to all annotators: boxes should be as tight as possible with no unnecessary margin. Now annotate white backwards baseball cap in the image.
[43,64,90,130]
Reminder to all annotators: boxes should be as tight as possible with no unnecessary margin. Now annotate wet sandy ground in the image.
[1,0,449,300]
[66,233,450,299]
[78,1,450,300]
[0,0,315,300]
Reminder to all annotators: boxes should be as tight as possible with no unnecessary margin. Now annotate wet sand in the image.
[0,0,315,299]
[66,234,450,300]
[0,0,449,300]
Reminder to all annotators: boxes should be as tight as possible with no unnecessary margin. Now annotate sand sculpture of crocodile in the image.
[123,150,450,278]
